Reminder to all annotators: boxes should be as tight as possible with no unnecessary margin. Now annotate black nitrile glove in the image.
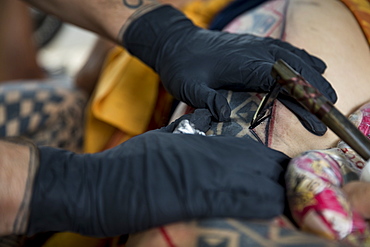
[164,108,213,133]
[28,129,289,237]
[123,5,337,135]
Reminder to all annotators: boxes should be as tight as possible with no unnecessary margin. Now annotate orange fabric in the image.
[340,0,370,45]
[83,48,159,153]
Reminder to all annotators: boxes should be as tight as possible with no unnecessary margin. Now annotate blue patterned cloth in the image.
[0,80,87,152]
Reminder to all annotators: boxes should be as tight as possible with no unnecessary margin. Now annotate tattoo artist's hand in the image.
[123,5,337,136]
[30,126,289,237]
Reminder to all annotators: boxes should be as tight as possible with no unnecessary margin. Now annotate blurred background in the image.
[32,8,98,78]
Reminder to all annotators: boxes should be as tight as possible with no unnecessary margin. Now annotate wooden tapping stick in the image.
[272,59,370,161]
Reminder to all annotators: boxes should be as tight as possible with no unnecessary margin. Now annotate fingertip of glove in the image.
[302,119,327,136]
[218,104,231,122]
[295,109,327,136]
[211,94,231,122]
[307,53,327,74]
[279,96,327,136]
[190,109,213,133]
[328,90,338,104]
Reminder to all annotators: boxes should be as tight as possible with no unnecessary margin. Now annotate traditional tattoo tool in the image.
[249,79,282,129]
[270,59,370,161]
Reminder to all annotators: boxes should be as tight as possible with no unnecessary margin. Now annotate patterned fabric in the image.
[286,149,370,245]
[0,80,87,152]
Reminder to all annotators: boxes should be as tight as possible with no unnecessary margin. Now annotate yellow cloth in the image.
[340,0,370,45]
[83,0,232,153]
[84,48,159,152]
[182,0,232,28]
[41,232,109,247]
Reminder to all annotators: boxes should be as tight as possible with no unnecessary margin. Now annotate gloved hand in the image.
[123,5,337,136]
[28,126,289,237]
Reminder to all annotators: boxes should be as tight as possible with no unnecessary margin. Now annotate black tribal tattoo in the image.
[207,91,256,137]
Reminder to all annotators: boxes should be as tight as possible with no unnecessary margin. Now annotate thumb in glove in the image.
[161,108,213,133]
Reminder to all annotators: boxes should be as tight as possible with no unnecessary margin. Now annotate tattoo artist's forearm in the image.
[21,0,160,43]
[13,140,39,234]
[0,138,39,236]
[123,0,156,9]
[118,0,161,42]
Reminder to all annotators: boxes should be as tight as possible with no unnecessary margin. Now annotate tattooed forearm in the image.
[119,0,160,42]
[0,137,39,235]
[123,0,144,9]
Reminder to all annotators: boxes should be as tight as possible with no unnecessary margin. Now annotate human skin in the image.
[124,0,370,246]
[0,138,39,236]
[1,0,151,234]
[1,1,366,244]
[342,181,370,219]
[269,0,370,157]
[2,0,192,90]
[204,0,370,158]
[0,0,197,237]
[21,0,194,44]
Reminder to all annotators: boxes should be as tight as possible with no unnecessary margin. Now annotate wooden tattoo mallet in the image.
[272,59,370,161]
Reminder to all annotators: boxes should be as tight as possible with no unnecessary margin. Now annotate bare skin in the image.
[0,138,39,236]
[1,0,367,244]
[342,181,370,219]
[22,0,194,44]
[0,0,196,236]
[270,0,370,157]
[125,0,370,245]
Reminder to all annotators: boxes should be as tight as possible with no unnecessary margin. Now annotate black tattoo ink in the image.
[197,235,230,247]
[251,13,277,35]
[207,90,266,143]
[123,0,143,9]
